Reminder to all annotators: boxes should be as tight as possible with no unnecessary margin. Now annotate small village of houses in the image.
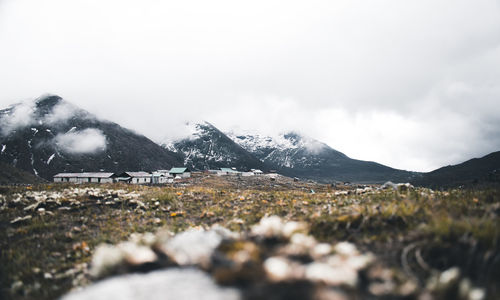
[53,167,269,184]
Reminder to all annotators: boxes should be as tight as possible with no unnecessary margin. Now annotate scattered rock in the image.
[58,215,486,300]
[305,262,358,287]
[425,267,484,300]
[380,181,414,192]
[90,244,125,278]
[120,242,158,266]
[264,256,304,281]
[11,280,23,293]
[159,228,228,267]
[251,215,285,238]
[251,216,308,239]
[10,215,32,224]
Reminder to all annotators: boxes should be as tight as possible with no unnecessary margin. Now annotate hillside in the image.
[0,162,45,185]
[0,95,182,180]
[412,151,500,188]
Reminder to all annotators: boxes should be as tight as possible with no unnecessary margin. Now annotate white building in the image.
[152,171,173,184]
[169,167,191,179]
[53,172,116,183]
[251,169,264,175]
[116,172,152,184]
[218,168,241,176]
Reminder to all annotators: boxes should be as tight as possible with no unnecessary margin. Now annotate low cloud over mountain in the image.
[54,128,107,154]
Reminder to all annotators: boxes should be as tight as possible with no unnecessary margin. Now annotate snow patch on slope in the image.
[47,153,56,165]
[227,131,297,153]
[227,131,327,155]
[226,130,333,168]
[31,153,38,176]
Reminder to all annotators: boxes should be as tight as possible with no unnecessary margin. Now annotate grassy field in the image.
[1,175,499,299]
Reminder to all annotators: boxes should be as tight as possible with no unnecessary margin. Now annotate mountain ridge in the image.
[163,122,418,183]
[411,151,500,188]
[160,121,268,171]
[227,130,417,183]
[3,95,496,186]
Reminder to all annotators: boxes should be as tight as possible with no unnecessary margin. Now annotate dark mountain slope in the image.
[411,151,500,188]
[0,95,182,180]
[0,162,46,185]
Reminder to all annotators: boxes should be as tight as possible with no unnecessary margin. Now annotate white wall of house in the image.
[130,177,151,184]
[77,178,90,184]
[54,176,114,183]
[169,172,191,178]
[152,176,171,184]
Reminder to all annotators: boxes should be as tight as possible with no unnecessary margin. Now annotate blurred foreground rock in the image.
[62,268,241,300]
[61,216,485,300]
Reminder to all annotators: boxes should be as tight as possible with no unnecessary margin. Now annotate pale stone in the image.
[62,268,241,300]
[263,256,304,281]
[251,216,284,238]
[90,244,125,278]
[333,242,358,257]
[305,262,358,287]
[160,229,225,267]
[311,243,332,259]
[282,221,308,238]
[119,242,157,266]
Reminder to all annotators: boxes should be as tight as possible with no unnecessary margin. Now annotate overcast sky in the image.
[1,0,499,172]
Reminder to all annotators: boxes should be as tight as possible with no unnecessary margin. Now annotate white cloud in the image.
[0,97,86,136]
[0,100,36,136]
[54,128,107,154]
[43,101,80,125]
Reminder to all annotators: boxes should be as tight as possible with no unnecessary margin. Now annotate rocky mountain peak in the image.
[160,121,267,171]
[35,94,63,110]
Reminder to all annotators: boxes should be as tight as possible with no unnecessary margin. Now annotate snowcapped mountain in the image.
[227,131,347,169]
[227,131,417,183]
[160,122,267,171]
[0,95,182,180]
[160,122,416,183]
